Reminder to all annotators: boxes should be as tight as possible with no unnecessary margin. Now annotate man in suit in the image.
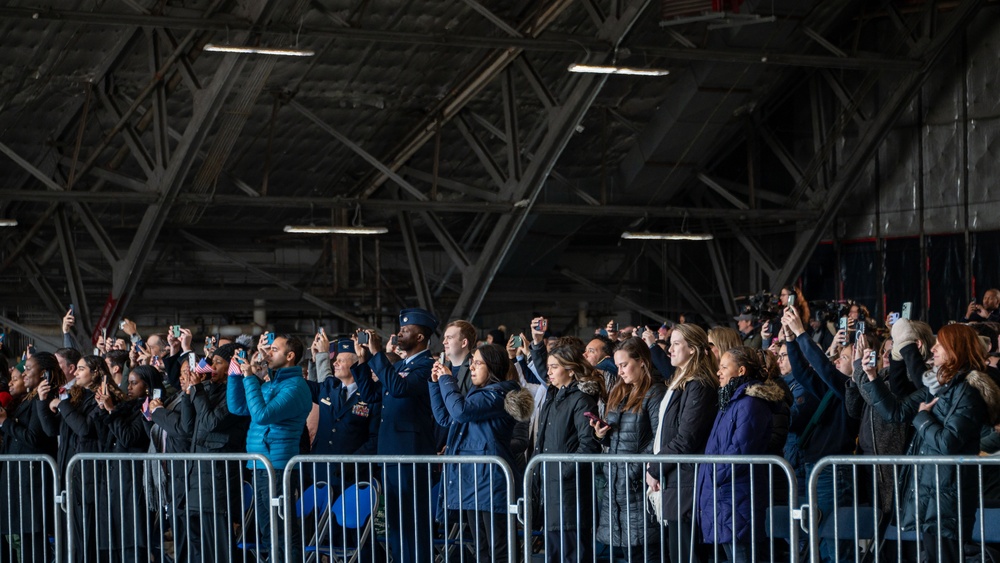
[353,308,438,563]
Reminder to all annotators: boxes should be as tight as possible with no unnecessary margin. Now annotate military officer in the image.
[353,308,438,563]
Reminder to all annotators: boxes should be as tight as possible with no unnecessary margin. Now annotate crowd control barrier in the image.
[805,455,1000,563]
[522,454,800,563]
[0,454,61,563]
[283,455,519,563]
[12,451,1000,562]
[64,453,278,563]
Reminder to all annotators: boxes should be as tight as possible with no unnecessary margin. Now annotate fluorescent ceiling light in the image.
[283,225,388,235]
[0,219,17,227]
[621,231,713,241]
[567,63,670,77]
[204,44,315,57]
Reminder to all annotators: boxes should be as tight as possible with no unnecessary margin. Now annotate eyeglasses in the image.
[470,360,486,368]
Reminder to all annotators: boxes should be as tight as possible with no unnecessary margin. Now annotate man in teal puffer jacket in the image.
[229,334,312,561]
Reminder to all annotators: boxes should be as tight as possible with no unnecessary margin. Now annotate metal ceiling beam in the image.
[0,142,66,192]
[769,0,985,292]
[460,0,522,37]
[54,209,91,342]
[449,0,655,322]
[0,188,817,220]
[0,7,927,71]
[356,0,576,198]
[502,68,523,190]
[177,231,377,332]
[646,251,723,326]
[400,167,499,201]
[706,237,737,317]
[455,114,509,191]
[100,1,269,337]
[289,99,427,201]
[560,268,672,326]
[70,202,121,265]
[0,315,64,351]
[397,212,436,316]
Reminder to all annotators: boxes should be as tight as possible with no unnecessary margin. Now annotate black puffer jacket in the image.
[185,380,247,512]
[0,395,58,535]
[864,369,1000,540]
[597,382,666,546]
[532,379,602,531]
[648,378,717,523]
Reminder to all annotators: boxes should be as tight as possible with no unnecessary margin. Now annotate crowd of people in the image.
[0,286,999,563]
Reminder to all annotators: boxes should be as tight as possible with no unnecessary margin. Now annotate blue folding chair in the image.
[303,480,381,563]
[972,507,1000,543]
[237,481,270,559]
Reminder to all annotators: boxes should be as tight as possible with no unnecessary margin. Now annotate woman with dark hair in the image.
[532,343,604,563]
[696,346,786,563]
[35,354,107,560]
[862,323,1000,563]
[779,285,810,325]
[0,352,60,563]
[430,343,534,563]
[94,364,157,563]
[591,337,665,562]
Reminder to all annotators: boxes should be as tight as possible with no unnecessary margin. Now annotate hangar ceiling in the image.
[0,0,993,342]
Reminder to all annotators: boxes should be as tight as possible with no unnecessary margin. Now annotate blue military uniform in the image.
[353,308,438,563]
[308,339,381,486]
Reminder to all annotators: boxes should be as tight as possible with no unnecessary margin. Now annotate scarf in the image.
[718,374,756,413]
[922,366,942,396]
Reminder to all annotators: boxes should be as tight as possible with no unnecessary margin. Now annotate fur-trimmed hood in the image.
[965,370,1000,426]
[504,386,535,422]
[577,378,604,398]
[744,378,788,404]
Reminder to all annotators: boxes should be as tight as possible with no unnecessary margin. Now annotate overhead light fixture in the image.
[0,219,17,227]
[621,231,713,241]
[568,63,670,77]
[283,225,388,235]
[204,44,315,57]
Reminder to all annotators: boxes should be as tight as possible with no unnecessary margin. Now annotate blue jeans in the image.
[253,468,301,562]
[806,462,850,563]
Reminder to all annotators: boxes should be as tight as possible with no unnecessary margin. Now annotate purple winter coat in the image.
[696,379,783,545]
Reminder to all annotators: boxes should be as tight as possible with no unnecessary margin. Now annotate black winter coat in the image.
[864,369,1000,540]
[185,380,247,512]
[597,382,666,547]
[532,379,602,531]
[96,399,151,550]
[37,390,101,475]
[0,396,58,535]
[648,378,718,523]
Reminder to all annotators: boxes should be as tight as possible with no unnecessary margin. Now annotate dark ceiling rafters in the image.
[0,0,991,333]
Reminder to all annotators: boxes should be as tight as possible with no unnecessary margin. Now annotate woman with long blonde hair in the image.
[647,324,720,563]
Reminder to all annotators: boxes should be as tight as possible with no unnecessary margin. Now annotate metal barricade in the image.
[523,454,799,563]
[806,455,1000,563]
[284,454,518,563]
[65,452,277,563]
[0,454,61,563]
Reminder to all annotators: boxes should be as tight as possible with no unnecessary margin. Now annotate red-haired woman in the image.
[862,323,1000,563]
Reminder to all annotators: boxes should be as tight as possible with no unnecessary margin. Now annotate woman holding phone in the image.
[861,323,1000,563]
[532,341,604,563]
[0,352,60,563]
[591,338,665,563]
[429,343,533,562]
[94,364,158,563]
[36,354,107,561]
